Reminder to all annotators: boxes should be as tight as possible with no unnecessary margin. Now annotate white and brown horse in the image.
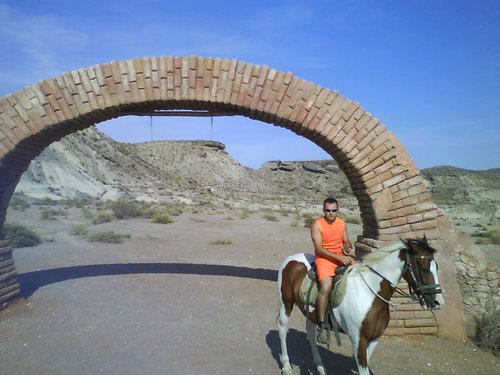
[277,237,444,375]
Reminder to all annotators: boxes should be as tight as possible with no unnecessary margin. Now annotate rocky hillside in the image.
[14,127,356,208]
[14,127,499,221]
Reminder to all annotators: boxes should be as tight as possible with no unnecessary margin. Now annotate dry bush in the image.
[473,229,500,245]
[209,239,232,245]
[343,214,362,225]
[151,213,173,224]
[105,199,144,219]
[86,231,131,244]
[40,207,66,221]
[71,224,90,237]
[475,310,500,355]
[93,210,114,224]
[4,223,42,248]
[302,213,315,228]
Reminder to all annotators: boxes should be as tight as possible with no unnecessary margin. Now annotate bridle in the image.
[402,249,442,307]
[363,245,442,308]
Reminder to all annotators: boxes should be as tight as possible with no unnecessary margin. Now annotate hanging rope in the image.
[150,115,153,141]
[210,115,213,140]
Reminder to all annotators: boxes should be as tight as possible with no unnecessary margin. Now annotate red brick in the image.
[404,318,437,328]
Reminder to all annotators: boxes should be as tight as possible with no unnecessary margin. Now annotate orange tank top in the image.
[316,217,345,256]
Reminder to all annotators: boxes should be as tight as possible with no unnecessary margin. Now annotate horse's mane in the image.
[360,240,405,268]
[402,237,437,254]
[359,237,437,269]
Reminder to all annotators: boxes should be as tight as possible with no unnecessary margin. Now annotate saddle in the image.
[299,263,351,346]
[299,263,350,309]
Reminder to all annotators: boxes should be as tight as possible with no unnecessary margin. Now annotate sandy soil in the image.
[1,205,498,375]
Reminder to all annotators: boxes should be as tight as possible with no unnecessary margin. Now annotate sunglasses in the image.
[323,208,338,213]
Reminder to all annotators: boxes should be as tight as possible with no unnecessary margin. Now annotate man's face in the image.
[323,202,338,221]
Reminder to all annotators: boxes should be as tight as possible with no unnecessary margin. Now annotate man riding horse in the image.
[312,197,356,344]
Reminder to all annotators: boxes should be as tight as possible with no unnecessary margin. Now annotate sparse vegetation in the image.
[472,229,500,245]
[4,223,42,248]
[151,213,173,224]
[209,239,232,245]
[302,213,315,228]
[263,212,279,222]
[71,224,90,237]
[86,231,131,244]
[93,209,114,224]
[474,310,499,355]
[105,199,144,219]
[9,195,31,211]
[239,210,250,219]
[40,207,66,220]
[343,214,362,225]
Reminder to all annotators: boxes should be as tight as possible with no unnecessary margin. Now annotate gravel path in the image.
[1,207,498,374]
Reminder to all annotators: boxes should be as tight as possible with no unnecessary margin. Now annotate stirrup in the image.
[316,322,330,345]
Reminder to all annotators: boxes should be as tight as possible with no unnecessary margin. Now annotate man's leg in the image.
[316,276,333,344]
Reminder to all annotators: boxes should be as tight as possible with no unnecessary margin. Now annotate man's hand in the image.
[338,255,355,265]
[343,247,355,257]
[346,247,356,257]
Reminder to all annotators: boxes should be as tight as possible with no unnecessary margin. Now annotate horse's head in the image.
[401,236,444,310]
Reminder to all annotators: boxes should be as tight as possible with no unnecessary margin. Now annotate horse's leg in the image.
[352,336,371,375]
[366,339,379,369]
[306,319,326,375]
[277,304,293,375]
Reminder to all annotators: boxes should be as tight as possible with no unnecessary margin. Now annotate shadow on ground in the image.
[266,328,357,374]
[17,263,278,298]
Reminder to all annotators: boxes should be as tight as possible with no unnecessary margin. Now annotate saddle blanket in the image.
[299,264,350,309]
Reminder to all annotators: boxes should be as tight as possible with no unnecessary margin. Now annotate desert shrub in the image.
[209,239,232,245]
[279,209,290,217]
[81,207,93,219]
[4,223,42,248]
[9,196,31,211]
[40,207,65,220]
[488,230,500,245]
[86,231,131,244]
[151,213,173,224]
[71,224,90,237]
[474,310,500,355]
[60,198,91,208]
[302,214,315,228]
[164,203,184,216]
[106,199,143,219]
[343,214,362,225]
[263,213,279,222]
[93,210,114,224]
[239,209,250,219]
[473,229,500,245]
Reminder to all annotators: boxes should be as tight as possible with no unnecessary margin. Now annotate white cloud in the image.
[0,4,89,87]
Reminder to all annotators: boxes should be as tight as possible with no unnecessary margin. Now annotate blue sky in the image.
[0,0,498,170]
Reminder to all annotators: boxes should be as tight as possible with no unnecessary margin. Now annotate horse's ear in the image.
[423,234,429,246]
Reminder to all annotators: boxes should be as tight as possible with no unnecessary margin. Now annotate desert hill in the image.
[14,127,499,223]
[15,127,357,208]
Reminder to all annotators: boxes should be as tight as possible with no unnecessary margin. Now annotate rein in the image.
[362,246,441,307]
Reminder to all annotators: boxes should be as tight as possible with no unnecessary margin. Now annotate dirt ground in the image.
[1,205,498,375]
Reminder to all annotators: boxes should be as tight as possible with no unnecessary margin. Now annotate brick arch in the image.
[1,56,462,337]
[0,56,443,243]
